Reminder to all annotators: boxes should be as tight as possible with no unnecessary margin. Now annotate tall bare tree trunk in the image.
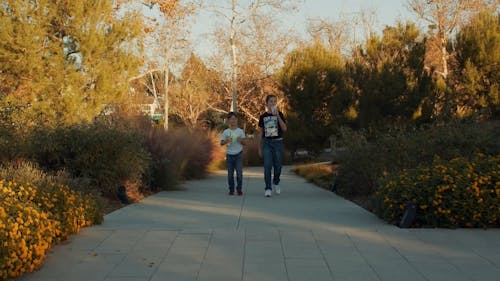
[440,35,449,79]
[231,37,238,112]
[204,0,298,115]
[408,0,494,80]
[164,68,169,131]
[230,0,238,112]
[149,72,159,115]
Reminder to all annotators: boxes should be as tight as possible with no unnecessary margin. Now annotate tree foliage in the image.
[171,53,215,128]
[0,0,145,128]
[351,22,434,128]
[203,0,300,114]
[453,10,500,118]
[407,0,496,79]
[278,42,345,153]
[140,0,196,130]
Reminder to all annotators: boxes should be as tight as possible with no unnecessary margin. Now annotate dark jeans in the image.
[226,152,243,191]
[262,138,283,190]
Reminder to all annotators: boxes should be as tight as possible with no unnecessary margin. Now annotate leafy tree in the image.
[171,53,214,128]
[407,0,496,79]
[139,0,196,130]
[278,42,345,154]
[453,10,500,118]
[202,0,300,113]
[0,0,145,128]
[350,22,433,129]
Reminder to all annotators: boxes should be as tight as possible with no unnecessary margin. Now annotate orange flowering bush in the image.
[375,154,500,228]
[0,181,56,280]
[34,183,102,241]
[0,180,102,280]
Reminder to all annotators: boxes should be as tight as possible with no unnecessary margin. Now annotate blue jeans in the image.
[262,139,283,190]
[226,152,243,191]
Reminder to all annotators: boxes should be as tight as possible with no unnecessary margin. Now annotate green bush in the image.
[26,123,150,196]
[0,161,93,194]
[0,126,20,165]
[375,154,500,228]
[334,127,377,197]
[335,121,499,199]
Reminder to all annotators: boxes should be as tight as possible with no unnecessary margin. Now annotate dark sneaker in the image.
[237,190,243,196]
[228,190,234,195]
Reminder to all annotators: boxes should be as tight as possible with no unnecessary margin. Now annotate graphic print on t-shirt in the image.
[263,116,278,137]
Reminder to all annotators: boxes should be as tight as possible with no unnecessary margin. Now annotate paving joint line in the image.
[376,229,430,281]
[236,175,250,230]
[409,231,478,281]
[311,230,336,281]
[240,227,247,281]
[278,229,291,281]
[100,227,152,281]
[346,231,383,281]
[88,228,115,252]
[146,230,179,281]
[195,228,215,281]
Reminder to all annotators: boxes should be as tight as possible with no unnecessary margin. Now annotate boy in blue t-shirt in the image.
[220,112,246,195]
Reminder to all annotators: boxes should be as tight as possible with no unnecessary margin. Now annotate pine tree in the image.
[454,10,500,118]
[0,0,145,128]
[351,22,432,128]
[278,41,345,154]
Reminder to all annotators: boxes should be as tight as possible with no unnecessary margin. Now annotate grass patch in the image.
[292,163,335,189]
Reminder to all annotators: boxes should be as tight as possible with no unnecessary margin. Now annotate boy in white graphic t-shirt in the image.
[220,112,247,195]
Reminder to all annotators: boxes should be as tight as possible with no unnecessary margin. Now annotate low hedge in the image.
[375,153,500,228]
[335,121,499,199]
[26,124,150,196]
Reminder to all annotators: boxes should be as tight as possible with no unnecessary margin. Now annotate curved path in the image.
[18,166,500,281]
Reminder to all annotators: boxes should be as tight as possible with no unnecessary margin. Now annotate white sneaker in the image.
[265,189,272,197]
[274,184,281,195]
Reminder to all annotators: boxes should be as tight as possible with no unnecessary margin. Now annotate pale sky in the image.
[189,0,416,58]
[296,0,411,25]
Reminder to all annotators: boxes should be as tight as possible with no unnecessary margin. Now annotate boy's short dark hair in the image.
[265,94,277,103]
[227,112,237,119]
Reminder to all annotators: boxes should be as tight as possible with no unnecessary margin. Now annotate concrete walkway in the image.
[18,166,500,281]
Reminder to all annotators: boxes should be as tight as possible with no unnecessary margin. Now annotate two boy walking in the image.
[220,94,287,197]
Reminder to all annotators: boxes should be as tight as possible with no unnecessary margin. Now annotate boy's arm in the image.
[220,131,229,146]
[277,112,287,132]
[257,128,264,157]
[237,130,247,145]
[257,115,263,157]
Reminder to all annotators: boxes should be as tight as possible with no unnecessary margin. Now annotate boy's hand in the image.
[258,147,262,158]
